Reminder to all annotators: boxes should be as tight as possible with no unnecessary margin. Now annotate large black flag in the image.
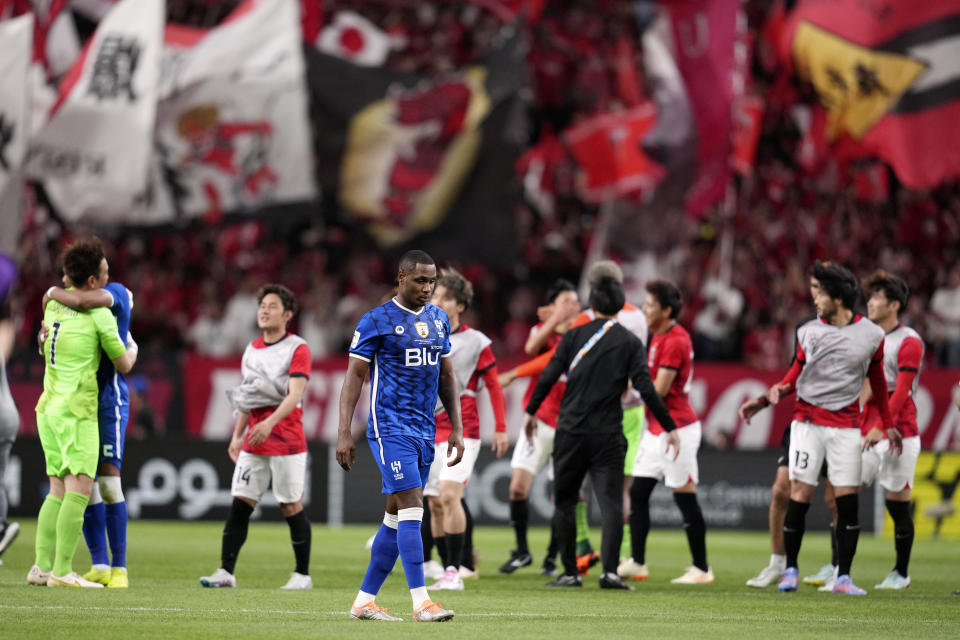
[307,24,527,265]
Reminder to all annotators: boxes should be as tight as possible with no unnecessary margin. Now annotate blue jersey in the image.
[350,298,452,441]
[97,282,133,412]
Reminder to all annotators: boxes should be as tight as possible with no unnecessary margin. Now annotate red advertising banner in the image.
[11,357,960,451]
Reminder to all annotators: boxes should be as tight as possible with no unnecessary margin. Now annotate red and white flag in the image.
[316,11,391,67]
[0,12,33,250]
[564,103,663,204]
[150,0,316,221]
[25,0,163,222]
[0,13,33,196]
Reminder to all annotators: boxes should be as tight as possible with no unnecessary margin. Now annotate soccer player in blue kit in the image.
[337,250,465,623]
[43,276,136,588]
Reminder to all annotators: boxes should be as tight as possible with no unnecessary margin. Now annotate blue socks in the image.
[82,501,109,566]
[397,507,425,589]
[360,515,399,595]
[82,479,129,569]
[105,501,128,568]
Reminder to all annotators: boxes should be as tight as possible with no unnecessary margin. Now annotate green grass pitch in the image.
[1,521,958,638]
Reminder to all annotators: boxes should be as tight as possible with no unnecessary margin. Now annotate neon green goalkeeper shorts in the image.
[622,406,645,476]
[36,412,99,478]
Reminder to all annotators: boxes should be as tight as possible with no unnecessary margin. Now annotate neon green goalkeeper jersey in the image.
[36,298,126,421]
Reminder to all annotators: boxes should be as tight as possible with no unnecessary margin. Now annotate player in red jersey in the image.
[859,270,923,590]
[806,270,926,591]
[740,262,898,596]
[200,284,312,590]
[424,268,508,591]
[497,279,580,575]
[621,280,712,584]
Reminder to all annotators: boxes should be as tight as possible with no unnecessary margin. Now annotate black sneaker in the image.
[0,522,19,556]
[499,550,532,574]
[546,574,583,587]
[599,572,635,590]
[541,557,558,577]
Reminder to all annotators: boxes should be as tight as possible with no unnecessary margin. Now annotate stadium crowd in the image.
[5,0,960,373]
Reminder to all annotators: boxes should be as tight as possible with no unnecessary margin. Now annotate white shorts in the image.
[510,420,556,477]
[231,451,307,504]
[632,421,701,489]
[860,435,920,493]
[423,438,482,497]
[789,421,861,488]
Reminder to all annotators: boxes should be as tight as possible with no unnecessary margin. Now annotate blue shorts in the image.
[368,435,434,495]
[98,403,130,470]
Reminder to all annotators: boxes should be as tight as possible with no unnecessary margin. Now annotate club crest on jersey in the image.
[434,319,444,337]
[390,460,403,480]
[415,321,430,338]
[395,325,405,334]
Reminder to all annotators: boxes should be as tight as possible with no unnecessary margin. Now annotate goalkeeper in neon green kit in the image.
[27,238,137,587]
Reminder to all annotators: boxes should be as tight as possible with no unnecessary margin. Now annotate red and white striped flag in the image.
[151,0,316,221]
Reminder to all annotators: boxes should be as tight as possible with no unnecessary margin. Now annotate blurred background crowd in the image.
[5,0,959,378]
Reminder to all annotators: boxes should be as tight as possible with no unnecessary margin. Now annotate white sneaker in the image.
[874,571,910,590]
[804,563,835,585]
[0,521,19,555]
[458,565,478,580]
[200,568,237,588]
[350,601,403,621]
[413,599,455,622]
[424,559,445,580]
[817,566,839,592]
[280,572,313,590]
[617,557,649,580]
[47,572,105,588]
[428,567,465,591]
[27,565,51,586]
[746,565,782,588]
[671,566,715,584]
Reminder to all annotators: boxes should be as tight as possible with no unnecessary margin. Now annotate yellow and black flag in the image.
[786,0,960,189]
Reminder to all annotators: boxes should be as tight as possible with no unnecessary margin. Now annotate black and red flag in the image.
[785,0,960,189]
[308,24,526,265]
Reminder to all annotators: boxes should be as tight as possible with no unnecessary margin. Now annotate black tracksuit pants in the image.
[552,429,626,576]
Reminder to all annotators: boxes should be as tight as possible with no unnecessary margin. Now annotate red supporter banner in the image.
[666,0,739,216]
[11,358,960,451]
[178,357,960,450]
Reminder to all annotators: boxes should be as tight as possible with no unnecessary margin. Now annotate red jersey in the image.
[646,324,699,434]
[861,325,924,438]
[522,326,565,428]
[243,336,310,456]
[435,325,507,441]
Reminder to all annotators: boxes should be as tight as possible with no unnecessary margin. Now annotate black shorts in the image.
[776,425,791,467]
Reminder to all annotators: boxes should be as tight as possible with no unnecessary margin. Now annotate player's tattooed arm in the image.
[336,356,368,471]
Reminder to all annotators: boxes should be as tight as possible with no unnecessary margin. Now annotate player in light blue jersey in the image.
[44,278,136,588]
[337,250,465,623]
